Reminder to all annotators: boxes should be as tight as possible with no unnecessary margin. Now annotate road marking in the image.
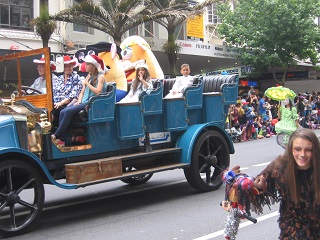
[240,167,249,170]
[193,211,279,240]
[253,162,271,167]
[239,162,270,171]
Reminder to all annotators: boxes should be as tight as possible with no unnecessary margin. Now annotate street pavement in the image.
[7,129,319,240]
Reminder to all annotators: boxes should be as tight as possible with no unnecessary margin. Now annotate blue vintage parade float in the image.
[0,38,238,236]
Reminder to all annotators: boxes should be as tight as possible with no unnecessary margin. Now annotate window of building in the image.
[0,0,33,30]
[144,21,153,37]
[129,26,138,36]
[175,23,185,40]
[73,0,93,34]
[207,3,221,24]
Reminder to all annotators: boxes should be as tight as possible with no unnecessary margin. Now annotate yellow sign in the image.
[186,15,204,40]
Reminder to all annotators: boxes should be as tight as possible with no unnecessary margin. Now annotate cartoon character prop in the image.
[75,42,127,102]
[120,35,164,81]
[221,168,267,240]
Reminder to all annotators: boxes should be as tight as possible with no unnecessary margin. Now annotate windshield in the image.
[0,52,45,98]
[0,48,54,115]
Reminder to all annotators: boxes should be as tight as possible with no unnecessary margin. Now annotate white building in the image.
[0,0,319,92]
[0,0,241,75]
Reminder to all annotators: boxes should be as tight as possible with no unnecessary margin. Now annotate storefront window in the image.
[0,0,32,30]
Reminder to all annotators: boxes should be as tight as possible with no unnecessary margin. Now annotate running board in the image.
[65,148,185,186]
[72,163,189,188]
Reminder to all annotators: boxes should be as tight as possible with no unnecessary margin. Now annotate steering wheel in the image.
[19,86,43,95]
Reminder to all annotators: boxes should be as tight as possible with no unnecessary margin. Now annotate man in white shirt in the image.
[30,57,58,94]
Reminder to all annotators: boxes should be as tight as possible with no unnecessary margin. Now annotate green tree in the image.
[218,0,320,86]
[31,3,57,47]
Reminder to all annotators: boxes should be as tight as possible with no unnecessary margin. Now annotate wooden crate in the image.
[65,158,122,184]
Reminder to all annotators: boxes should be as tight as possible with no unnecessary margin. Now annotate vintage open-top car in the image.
[0,47,238,237]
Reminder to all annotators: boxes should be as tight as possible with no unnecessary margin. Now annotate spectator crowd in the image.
[226,89,320,143]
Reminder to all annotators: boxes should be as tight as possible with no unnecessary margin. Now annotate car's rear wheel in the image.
[184,130,230,192]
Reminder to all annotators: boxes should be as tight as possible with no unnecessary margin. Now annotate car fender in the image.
[0,147,77,190]
[176,123,234,164]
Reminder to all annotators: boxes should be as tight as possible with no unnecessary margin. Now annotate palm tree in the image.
[53,0,220,75]
[31,3,56,47]
[53,0,171,46]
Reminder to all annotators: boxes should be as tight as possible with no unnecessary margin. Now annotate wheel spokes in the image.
[213,145,222,155]
[6,167,13,192]
[205,167,211,184]
[0,191,6,197]
[19,199,38,210]
[199,163,208,173]
[0,200,8,211]
[10,205,17,229]
[16,178,35,194]
[206,138,210,156]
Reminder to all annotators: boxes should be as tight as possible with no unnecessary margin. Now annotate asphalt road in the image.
[8,130,320,240]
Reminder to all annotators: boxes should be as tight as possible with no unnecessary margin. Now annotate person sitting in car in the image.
[51,54,107,146]
[51,55,83,132]
[30,57,58,94]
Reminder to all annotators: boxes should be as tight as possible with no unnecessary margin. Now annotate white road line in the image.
[193,211,279,240]
[253,162,271,167]
[239,162,270,171]
[240,167,249,170]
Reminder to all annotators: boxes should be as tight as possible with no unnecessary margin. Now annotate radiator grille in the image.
[15,120,28,150]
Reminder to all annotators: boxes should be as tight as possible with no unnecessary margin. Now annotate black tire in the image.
[121,174,153,185]
[184,130,230,192]
[0,160,45,237]
[121,167,153,185]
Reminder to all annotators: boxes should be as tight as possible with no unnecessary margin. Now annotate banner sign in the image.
[187,15,204,41]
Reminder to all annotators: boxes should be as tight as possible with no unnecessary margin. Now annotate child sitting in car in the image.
[164,63,194,98]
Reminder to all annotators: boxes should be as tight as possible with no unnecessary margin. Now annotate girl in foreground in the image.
[223,128,320,239]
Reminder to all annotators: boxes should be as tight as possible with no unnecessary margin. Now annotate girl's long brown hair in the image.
[89,66,99,86]
[282,128,320,204]
[132,67,150,92]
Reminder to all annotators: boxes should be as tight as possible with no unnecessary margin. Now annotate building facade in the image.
[0,0,319,92]
[0,0,241,73]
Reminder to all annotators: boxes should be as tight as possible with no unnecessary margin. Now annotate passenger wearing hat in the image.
[51,55,107,145]
[30,57,58,94]
[51,55,83,132]
[119,62,153,103]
